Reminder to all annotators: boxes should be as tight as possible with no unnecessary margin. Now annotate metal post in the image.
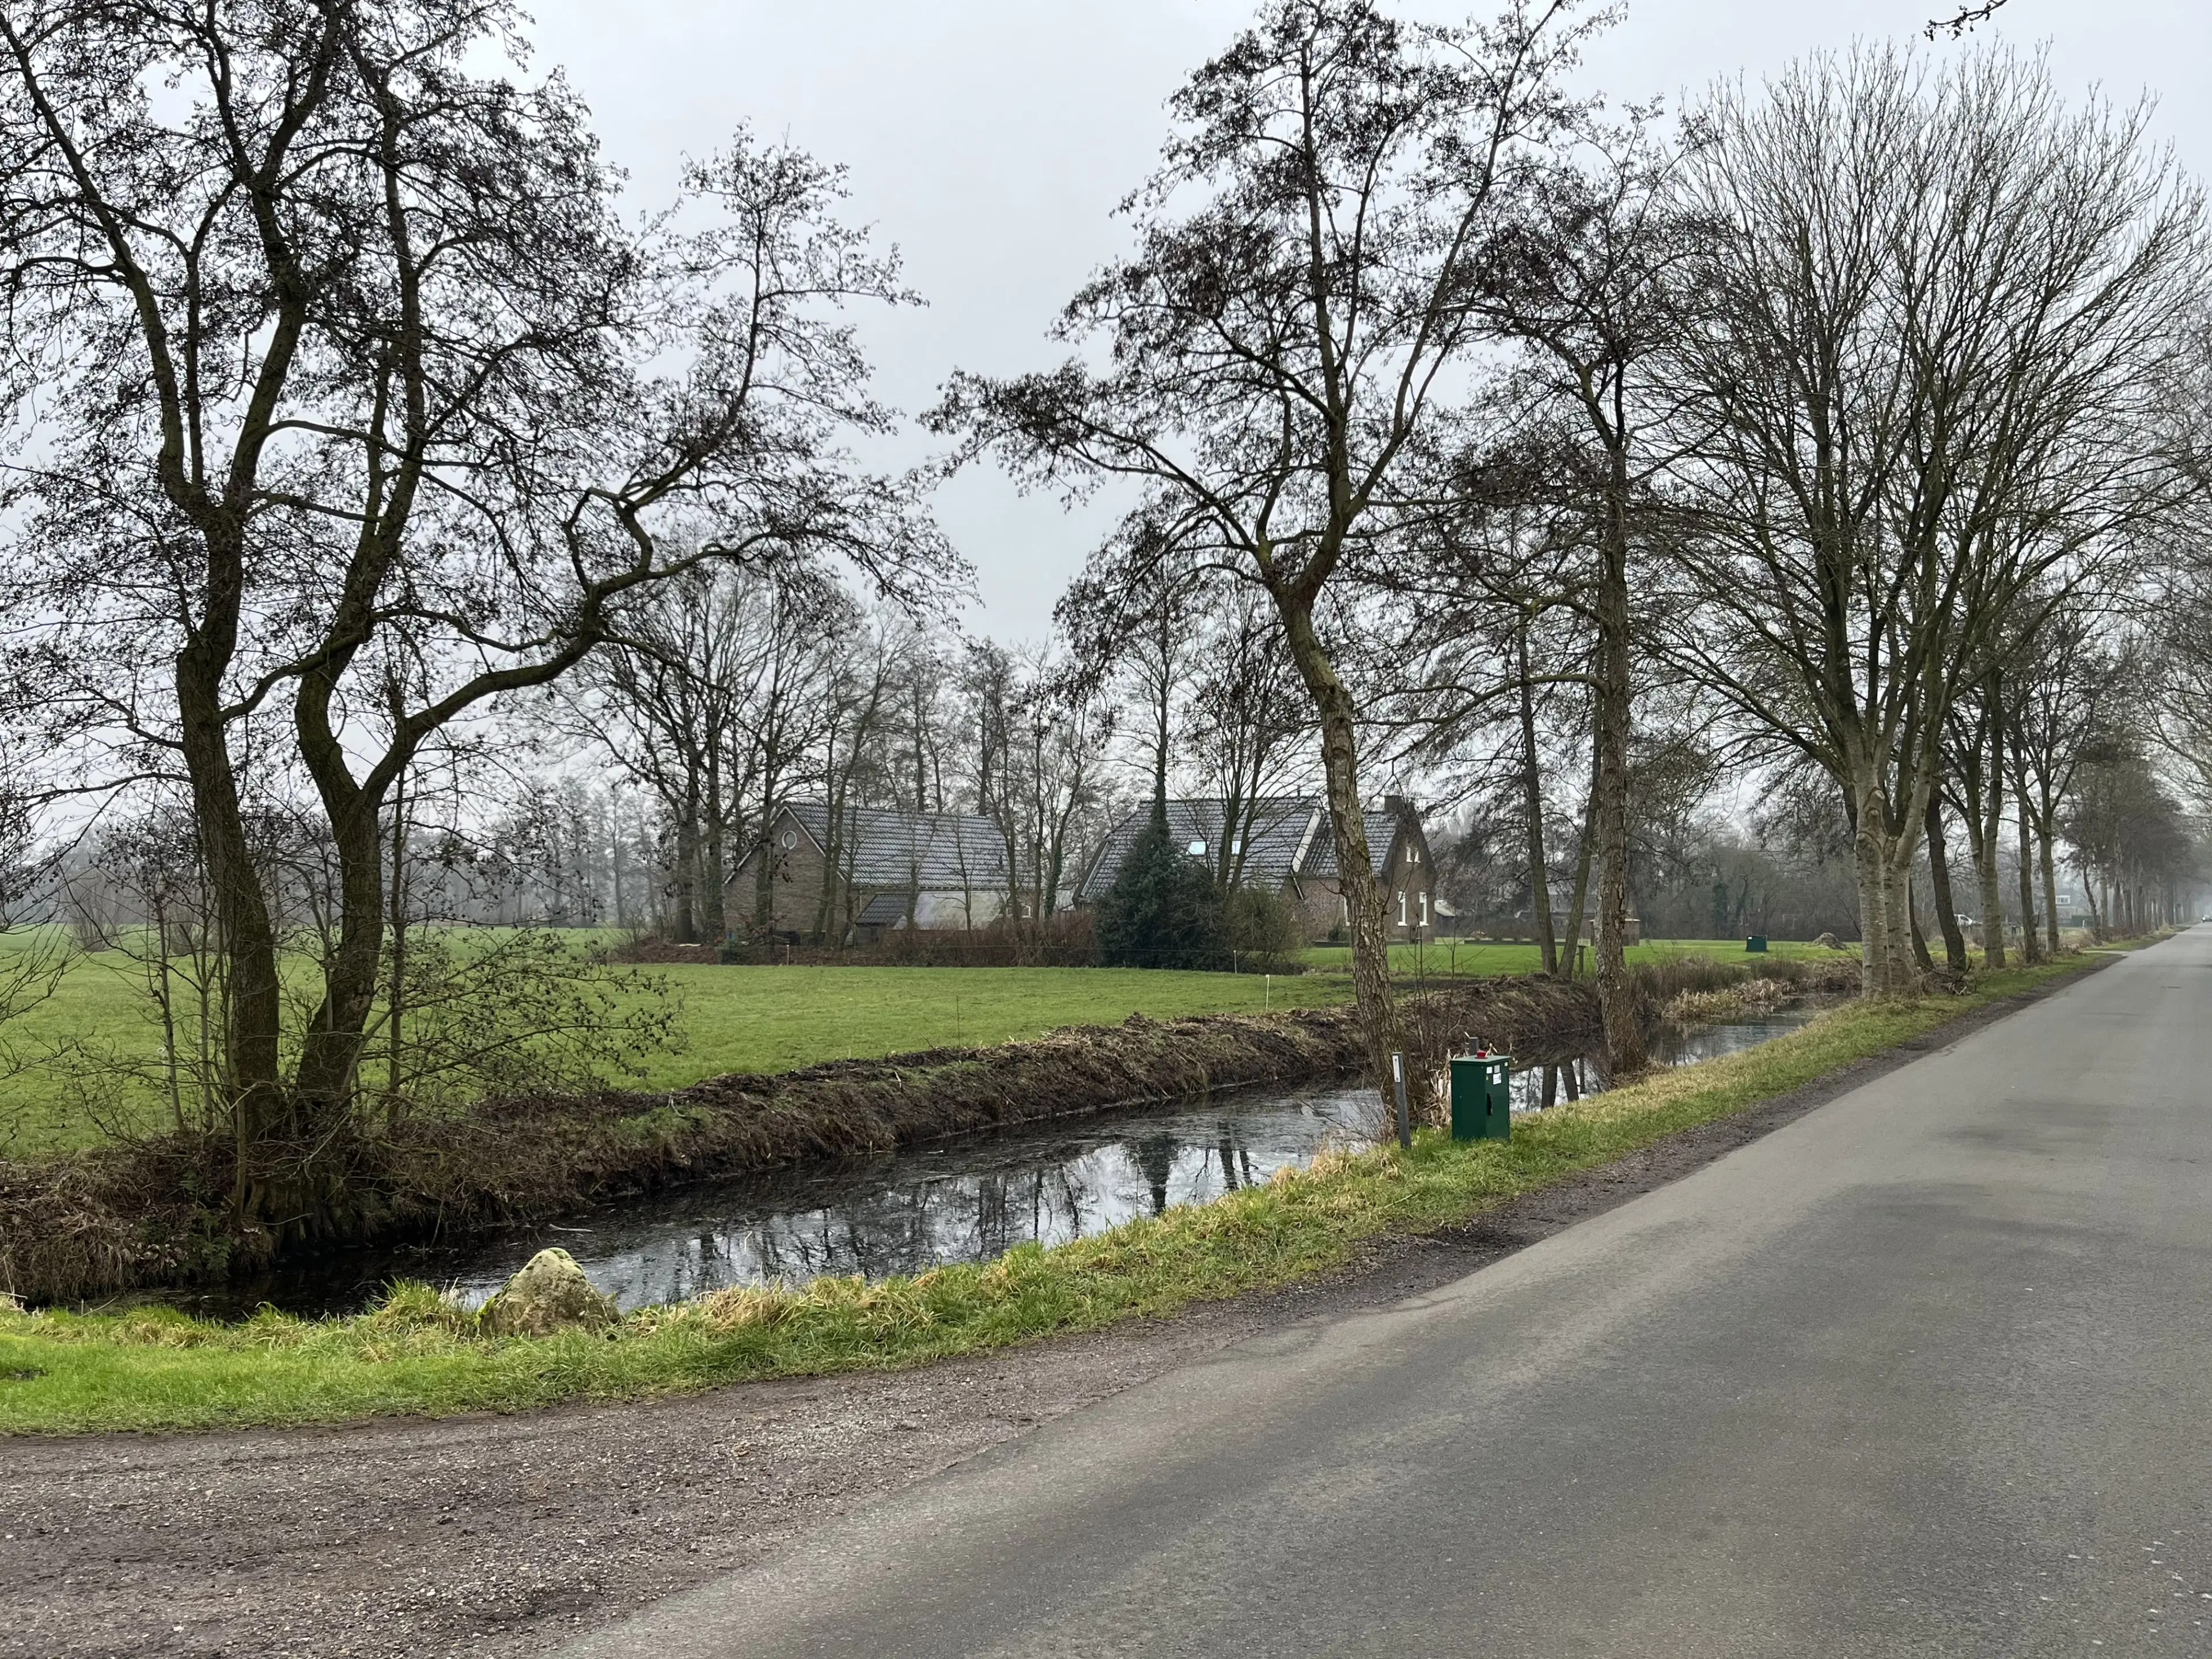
[1391,1050,1411,1152]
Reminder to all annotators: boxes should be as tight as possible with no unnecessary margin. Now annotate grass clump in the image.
[0,955,2103,1436]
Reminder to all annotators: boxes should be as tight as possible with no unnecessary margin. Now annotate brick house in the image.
[1075,795,1435,943]
[726,801,1012,942]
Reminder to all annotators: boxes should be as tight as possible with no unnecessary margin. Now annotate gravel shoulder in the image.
[0,969,2100,1659]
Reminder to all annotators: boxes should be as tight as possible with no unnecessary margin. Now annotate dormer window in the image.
[1188,839,1207,857]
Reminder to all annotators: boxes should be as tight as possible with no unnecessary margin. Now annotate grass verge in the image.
[0,953,2113,1435]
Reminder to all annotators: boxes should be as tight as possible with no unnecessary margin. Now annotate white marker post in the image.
[1391,1051,1411,1152]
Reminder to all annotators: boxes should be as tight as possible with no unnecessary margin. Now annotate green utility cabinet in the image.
[1450,1053,1513,1142]
[1745,934,1769,953]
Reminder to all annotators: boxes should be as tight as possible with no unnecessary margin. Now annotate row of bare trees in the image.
[2,0,2209,1240]
[935,3,2211,1092]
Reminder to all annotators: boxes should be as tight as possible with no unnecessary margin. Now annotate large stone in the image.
[477,1248,618,1339]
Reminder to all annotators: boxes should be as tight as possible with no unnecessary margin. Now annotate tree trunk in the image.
[2038,809,2062,957]
[176,641,287,1230]
[1592,476,1643,1073]
[1851,764,1920,997]
[1559,782,1596,983]
[1516,614,1556,976]
[1279,601,1397,1094]
[1908,883,1935,975]
[1923,796,1969,983]
[2014,793,2041,965]
[701,747,727,942]
[1977,685,2008,969]
[675,802,700,944]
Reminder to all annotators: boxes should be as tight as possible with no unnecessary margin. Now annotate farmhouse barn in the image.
[726,802,1012,942]
[1077,795,1434,942]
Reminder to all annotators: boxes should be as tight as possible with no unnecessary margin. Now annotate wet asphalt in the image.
[558,930,2212,1658]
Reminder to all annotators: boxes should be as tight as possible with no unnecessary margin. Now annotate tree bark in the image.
[675,802,700,944]
[2015,792,2041,965]
[1923,795,1970,982]
[1559,781,1597,983]
[701,745,727,942]
[177,641,285,1228]
[2038,811,2062,956]
[1850,755,1922,997]
[1279,601,1397,1092]
[1516,613,1556,976]
[1977,681,2008,969]
[1592,467,1644,1072]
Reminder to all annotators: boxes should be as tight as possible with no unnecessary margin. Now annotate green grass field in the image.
[0,952,2100,1435]
[1300,936,1843,978]
[0,930,1843,1157]
[0,952,1357,1155]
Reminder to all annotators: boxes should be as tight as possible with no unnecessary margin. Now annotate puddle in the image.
[153,1003,1829,1321]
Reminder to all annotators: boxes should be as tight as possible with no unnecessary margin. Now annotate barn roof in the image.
[759,802,1010,889]
[1076,796,1404,900]
[1298,809,1403,880]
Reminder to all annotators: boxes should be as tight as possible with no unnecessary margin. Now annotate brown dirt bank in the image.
[0,964,2090,1659]
[1,976,1597,1306]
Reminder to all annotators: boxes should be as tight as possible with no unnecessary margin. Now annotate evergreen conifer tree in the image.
[1095,801,1228,969]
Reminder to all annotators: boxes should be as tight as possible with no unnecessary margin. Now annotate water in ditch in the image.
[165,1004,1825,1321]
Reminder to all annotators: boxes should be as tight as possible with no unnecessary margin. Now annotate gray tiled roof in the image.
[783,802,1010,889]
[1078,798,1407,900]
[1077,797,1373,901]
[1299,809,1401,880]
[855,890,914,926]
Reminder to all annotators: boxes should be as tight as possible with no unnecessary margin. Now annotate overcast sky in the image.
[527,0,2211,643]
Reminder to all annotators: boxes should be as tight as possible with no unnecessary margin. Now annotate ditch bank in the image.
[0,974,1602,1307]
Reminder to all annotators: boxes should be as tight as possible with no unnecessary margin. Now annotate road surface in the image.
[563,934,2212,1657]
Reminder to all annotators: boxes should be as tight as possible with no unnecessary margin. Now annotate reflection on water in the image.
[188,1084,1378,1320]
[1509,1005,1826,1111]
[171,1003,1829,1321]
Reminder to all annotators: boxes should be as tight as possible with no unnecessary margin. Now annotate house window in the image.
[1419,891,1429,926]
[1188,839,1207,857]
[780,830,797,849]
[1397,891,1406,927]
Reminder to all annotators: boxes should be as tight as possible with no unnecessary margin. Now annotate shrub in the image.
[1094,809,1229,970]
[1223,883,1305,972]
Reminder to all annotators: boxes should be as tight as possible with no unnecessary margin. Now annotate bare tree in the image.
[1184,589,1313,890]
[1657,46,2200,995]
[0,4,949,1236]
[1469,116,1684,1056]
[933,0,1601,1085]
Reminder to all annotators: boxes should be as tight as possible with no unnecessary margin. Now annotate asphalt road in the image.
[562,934,2212,1658]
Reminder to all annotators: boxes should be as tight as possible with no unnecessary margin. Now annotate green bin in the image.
[1745,934,1768,953]
[1449,1054,1513,1142]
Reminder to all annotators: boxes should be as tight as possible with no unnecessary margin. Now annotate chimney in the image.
[1382,794,1406,815]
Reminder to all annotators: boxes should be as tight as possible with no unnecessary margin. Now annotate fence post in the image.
[1391,1050,1411,1152]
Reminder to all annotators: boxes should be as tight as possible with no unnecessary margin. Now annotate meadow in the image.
[0,929,1838,1156]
